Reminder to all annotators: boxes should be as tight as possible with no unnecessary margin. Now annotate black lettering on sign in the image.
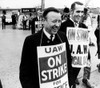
[83,45,88,54]
[70,45,88,54]
[68,29,75,40]
[73,56,82,65]
[70,44,75,54]
[54,81,67,88]
[53,80,61,85]
[76,30,88,41]
[70,44,73,53]
[76,45,83,54]
[45,45,63,53]
[81,31,88,41]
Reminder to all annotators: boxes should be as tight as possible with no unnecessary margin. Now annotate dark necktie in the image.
[50,35,53,41]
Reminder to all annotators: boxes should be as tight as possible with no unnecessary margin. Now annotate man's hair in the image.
[84,8,88,15]
[71,1,83,11]
[43,7,60,19]
[63,7,69,13]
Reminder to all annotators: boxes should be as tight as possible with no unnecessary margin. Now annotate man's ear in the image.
[70,9,73,15]
[43,18,47,24]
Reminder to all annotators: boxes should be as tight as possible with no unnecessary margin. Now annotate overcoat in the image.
[60,18,89,83]
[19,29,73,88]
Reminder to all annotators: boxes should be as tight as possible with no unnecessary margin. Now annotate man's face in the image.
[72,4,84,23]
[44,12,62,35]
[63,12,69,20]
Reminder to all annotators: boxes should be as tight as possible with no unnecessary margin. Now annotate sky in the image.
[0,0,99,9]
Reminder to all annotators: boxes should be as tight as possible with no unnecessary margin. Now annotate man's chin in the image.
[52,31,58,35]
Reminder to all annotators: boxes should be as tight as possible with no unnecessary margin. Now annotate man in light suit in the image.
[19,7,74,88]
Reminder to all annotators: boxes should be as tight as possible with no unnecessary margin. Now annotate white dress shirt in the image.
[43,28,55,41]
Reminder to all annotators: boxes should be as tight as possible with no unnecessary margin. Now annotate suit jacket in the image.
[60,18,90,84]
[19,29,73,88]
[60,18,87,34]
[31,17,38,34]
[95,28,100,57]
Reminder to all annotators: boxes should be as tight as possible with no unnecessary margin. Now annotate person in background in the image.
[30,12,38,34]
[82,8,95,46]
[60,1,93,88]
[95,14,100,72]
[2,13,6,29]
[22,14,27,30]
[11,12,17,29]
[28,13,32,30]
[81,8,92,29]
[62,7,70,22]
[19,7,74,88]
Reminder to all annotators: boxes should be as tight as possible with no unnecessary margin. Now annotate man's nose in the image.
[55,21,61,27]
[79,12,83,16]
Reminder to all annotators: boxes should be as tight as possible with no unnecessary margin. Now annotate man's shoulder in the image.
[25,30,42,42]
[57,31,67,39]
[79,22,88,28]
[58,31,65,35]
[61,18,74,27]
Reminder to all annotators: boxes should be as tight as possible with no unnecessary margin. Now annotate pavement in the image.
[0,25,100,88]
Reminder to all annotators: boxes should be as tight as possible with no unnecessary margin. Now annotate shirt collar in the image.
[43,28,51,39]
[43,28,55,40]
[70,18,79,27]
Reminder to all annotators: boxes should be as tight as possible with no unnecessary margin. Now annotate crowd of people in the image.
[1,10,44,35]
[1,10,18,29]
[19,1,100,88]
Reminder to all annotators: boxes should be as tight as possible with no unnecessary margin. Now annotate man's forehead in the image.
[75,4,84,10]
[47,12,61,18]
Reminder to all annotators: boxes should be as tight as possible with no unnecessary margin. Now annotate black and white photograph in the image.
[0,0,100,88]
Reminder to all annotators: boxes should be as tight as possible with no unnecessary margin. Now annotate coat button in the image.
[47,40,50,43]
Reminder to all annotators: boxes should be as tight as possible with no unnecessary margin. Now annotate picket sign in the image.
[67,27,89,68]
[37,43,69,88]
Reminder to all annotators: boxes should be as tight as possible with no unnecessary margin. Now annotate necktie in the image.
[75,22,77,27]
[75,22,79,27]
[50,35,53,41]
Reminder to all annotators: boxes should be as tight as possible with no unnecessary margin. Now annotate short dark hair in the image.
[84,8,88,15]
[71,1,83,11]
[43,7,60,19]
[63,7,69,13]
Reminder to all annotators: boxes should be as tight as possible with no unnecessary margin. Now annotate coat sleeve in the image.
[19,36,39,88]
[65,36,74,86]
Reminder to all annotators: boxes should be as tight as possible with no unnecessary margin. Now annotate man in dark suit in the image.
[95,15,100,72]
[30,13,38,34]
[60,1,93,88]
[61,7,70,22]
[19,7,74,88]
[2,14,6,29]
